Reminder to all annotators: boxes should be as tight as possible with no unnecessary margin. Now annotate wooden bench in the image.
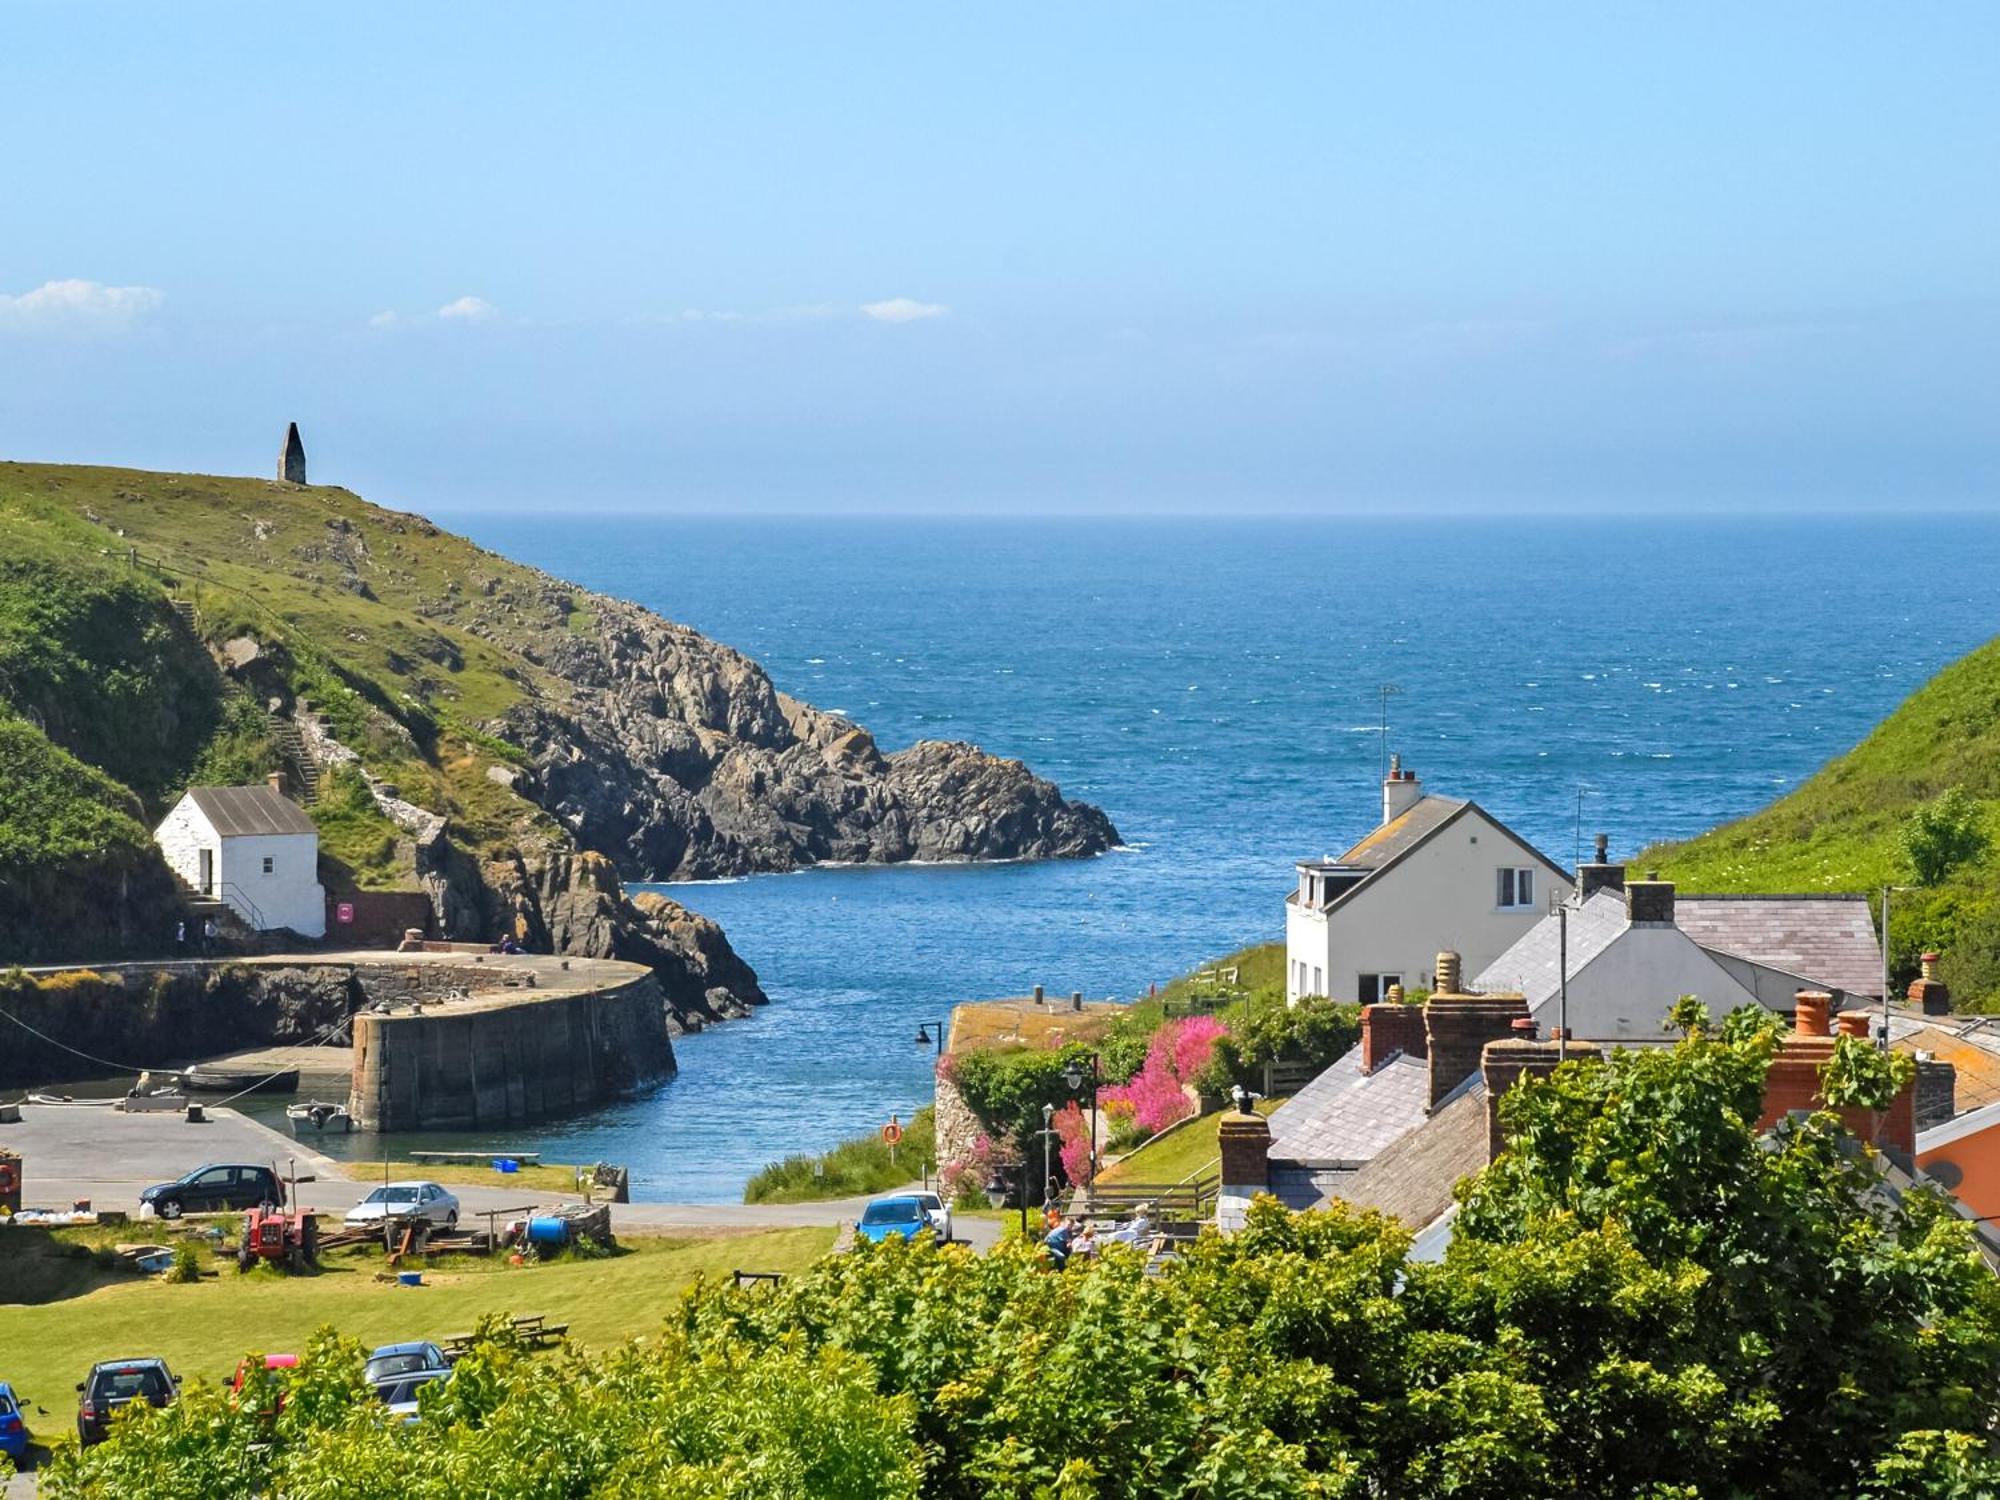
[732,1269,784,1289]
[438,1313,568,1358]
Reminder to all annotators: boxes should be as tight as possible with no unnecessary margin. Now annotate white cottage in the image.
[1285,758,1573,1004]
[154,779,327,939]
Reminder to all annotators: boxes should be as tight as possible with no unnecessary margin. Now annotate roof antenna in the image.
[1573,783,1599,871]
[1377,683,1401,783]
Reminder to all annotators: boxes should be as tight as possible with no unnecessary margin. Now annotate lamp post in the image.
[1039,1102,1056,1210]
[983,1163,1028,1238]
[913,1021,945,1057]
[1881,886,1915,1050]
[1061,1052,1103,1197]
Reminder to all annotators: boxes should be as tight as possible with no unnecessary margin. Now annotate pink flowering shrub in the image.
[1102,1015,1227,1136]
[940,1131,1016,1209]
[1054,1102,1093,1184]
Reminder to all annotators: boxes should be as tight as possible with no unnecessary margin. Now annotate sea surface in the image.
[294,513,2000,1200]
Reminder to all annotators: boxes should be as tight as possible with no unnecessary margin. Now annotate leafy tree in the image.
[1902,786,1991,886]
[1200,992,1360,1095]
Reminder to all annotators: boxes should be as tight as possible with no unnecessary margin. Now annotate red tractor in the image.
[238,1202,320,1272]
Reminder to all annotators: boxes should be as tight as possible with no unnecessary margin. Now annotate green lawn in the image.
[0,1225,832,1428]
[1097,1099,1283,1188]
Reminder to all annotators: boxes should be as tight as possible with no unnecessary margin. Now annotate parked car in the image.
[343,1181,459,1231]
[227,1353,299,1409]
[139,1164,283,1220]
[378,1368,451,1423]
[911,1189,953,1244]
[0,1381,28,1463]
[855,1195,935,1246]
[76,1359,177,1446]
[365,1341,451,1395]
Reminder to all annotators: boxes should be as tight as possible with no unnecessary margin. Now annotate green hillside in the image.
[0,461,577,956]
[1644,634,2000,1005]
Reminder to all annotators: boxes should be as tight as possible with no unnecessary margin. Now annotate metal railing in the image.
[213,882,269,932]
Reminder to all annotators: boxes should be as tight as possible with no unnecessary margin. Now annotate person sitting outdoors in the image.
[1043,1214,1076,1270]
[1105,1202,1155,1249]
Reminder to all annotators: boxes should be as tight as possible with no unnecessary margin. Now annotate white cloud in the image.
[861,297,947,323]
[437,295,496,322]
[0,278,163,332]
[367,309,401,330]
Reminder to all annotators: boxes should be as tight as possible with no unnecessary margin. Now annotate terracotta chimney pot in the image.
[1836,1011,1872,1039]
[1794,991,1832,1037]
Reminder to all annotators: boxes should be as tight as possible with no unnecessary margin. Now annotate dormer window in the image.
[1496,867,1536,910]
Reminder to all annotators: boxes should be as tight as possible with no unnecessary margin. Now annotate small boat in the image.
[27,1092,122,1108]
[119,1089,191,1114]
[286,1099,354,1135]
[173,1067,301,1095]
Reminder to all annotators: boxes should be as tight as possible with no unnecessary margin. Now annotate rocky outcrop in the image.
[492,595,1119,880]
[413,835,766,1033]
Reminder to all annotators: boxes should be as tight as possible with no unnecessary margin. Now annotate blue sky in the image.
[3,4,1997,513]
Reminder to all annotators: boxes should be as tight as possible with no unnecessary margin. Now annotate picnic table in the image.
[439,1312,569,1359]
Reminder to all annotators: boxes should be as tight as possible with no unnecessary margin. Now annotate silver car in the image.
[344,1181,460,1230]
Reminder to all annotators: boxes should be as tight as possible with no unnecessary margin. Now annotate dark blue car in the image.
[855,1195,937,1246]
[0,1381,26,1462]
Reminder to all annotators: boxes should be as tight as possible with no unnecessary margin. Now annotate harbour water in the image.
[315,512,2000,1200]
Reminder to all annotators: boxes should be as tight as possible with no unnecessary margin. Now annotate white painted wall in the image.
[152,795,327,938]
[1531,927,1758,1041]
[1287,808,1574,1003]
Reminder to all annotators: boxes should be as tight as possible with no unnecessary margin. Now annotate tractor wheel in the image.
[237,1247,253,1273]
[302,1215,320,1267]
[288,1246,303,1274]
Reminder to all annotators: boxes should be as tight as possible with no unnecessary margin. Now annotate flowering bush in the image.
[1102,1015,1226,1135]
[1053,1102,1093,1183]
[940,1131,1018,1210]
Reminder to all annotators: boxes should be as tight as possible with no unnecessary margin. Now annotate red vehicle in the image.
[238,1203,320,1272]
[227,1353,298,1418]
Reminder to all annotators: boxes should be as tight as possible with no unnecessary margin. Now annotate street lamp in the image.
[983,1164,1028,1238]
[1040,1102,1057,1211]
[1060,1053,1103,1197]
[913,1020,945,1057]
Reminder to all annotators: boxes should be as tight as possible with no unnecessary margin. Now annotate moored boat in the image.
[173,1067,301,1095]
[286,1099,354,1135]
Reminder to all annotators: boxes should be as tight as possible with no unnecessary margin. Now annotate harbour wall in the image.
[347,969,675,1131]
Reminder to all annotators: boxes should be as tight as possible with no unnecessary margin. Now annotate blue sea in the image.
[360,513,2000,1200]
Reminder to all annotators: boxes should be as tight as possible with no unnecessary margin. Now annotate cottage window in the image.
[262,856,275,876]
[1357,973,1403,1004]
[1496,867,1536,910]
[1310,966,1323,996]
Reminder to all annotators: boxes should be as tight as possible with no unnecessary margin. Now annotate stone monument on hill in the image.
[279,422,307,484]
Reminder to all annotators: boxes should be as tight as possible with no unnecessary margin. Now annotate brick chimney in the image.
[1216,1107,1273,1232]
[1907,952,1950,1016]
[1757,989,1916,1157]
[1382,754,1423,826]
[1360,1002,1428,1075]
[1915,1055,1958,1133]
[1577,832,1626,901]
[1626,876,1675,926]
[266,769,288,798]
[1481,1035,1605,1160]
[1423,990,1529,1111]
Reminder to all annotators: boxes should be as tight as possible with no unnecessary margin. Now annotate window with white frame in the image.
[1496,867,1536,910]
[1357,973,1404,1004]
[1310,966,1323,996]
[262,856,275,875]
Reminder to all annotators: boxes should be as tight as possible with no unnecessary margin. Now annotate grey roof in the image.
[1471,889,1631,1005]
[186,785,317,838]
[1335,796,1468,870]
[1336,1078,1488,1230]
[1267,1048,1430,1168]
[1674,895,1883,998]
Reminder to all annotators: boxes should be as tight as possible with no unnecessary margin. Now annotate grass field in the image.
[0,1225,832,1431]
[366,1159,583,1195]
[1097,1099,1282,1188]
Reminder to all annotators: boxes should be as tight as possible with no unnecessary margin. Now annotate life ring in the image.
[0,1159,19,1196]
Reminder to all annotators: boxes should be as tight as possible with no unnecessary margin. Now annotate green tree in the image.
[1902,787,1991,886]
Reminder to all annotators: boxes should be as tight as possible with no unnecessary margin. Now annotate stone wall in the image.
[933,1069,981,1170]
[348,972,675,1131]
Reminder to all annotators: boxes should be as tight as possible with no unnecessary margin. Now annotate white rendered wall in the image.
[217,831,326,938]
[153,795,218,892]
[1534,927,1758,1041]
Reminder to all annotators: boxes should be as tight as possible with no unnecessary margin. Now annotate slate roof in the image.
[1471,889,1631,1005]
[1337,796,1468,869]
[186,785,317,838]
[1673,895,1883,998]
[1335,1076,1488,1230]
[1266,1048,1430,1167]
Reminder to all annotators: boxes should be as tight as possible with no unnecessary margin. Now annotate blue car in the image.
[855,1195,939,1246]
[0,1381,26,1463]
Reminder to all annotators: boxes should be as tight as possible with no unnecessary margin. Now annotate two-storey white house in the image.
[1285,757,1572,1004]
[154,779,327,939]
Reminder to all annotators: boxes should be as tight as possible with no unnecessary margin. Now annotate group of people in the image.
[173,917,223,955]
[1042,1201,1156,1269]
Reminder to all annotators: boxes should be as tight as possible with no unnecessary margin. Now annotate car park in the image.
[855,1195,935,1245]
[343,1181,459,1230]
[364,1341,451,1395]
[911,1189,953,1244]
[0,1381,27,1463]
[76,1359,178,1446]
[139,1164,283,1219]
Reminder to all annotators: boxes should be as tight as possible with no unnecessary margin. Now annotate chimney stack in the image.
[1625,878,1675,926]
[1360,1003,1428,1075]
[1907,952,1950,1016]
[1577,832,1627,901]
[1481,1034,1604,1160]
[1423,990,1529,1110]
[266,769,288,797]
[1382,754,1423,826]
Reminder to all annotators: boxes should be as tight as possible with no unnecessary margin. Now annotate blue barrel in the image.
[492,1158,519,1173]
[525,1216,569,1245]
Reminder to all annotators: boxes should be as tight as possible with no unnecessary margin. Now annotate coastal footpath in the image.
[0,460,1117,1025]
